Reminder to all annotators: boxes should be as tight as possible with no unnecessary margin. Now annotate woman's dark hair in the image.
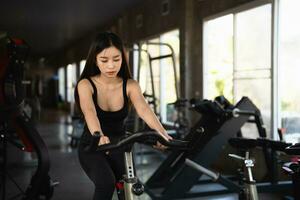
[74,32,132,114]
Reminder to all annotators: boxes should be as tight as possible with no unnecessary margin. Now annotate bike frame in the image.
[123,151,139,200]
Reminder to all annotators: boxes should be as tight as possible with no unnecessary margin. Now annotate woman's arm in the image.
[127,79,172,141]
[77,79,110,145]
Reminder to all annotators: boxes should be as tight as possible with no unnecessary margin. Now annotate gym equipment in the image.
[1,111,58,200]
[145,96,256,199]
[282,143,300,200]
[84,131,189,200]
[167,98,189,139]
[0,34,58,200]
[145,96,290,199]
[133,42,179,106]
[130,43,178,116]
[128,42,189,138]
[179,137,261,200]
[229,137,299,199]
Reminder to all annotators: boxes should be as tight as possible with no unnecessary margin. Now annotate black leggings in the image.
[78,147,125,200]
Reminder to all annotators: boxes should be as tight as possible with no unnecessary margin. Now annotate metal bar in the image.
[185,159,219,180]
[271,0,280,141]
[137,43,142,82]
[125,152,135,178]
[124,151,136,200]
[232,76,271,80]
[233,67,271,72]
[148,54,157,115]
[186,159,242,193]
[170,46,179,99]
[256,181,292,192]
[149,54,173,61]
[124,183,134,200]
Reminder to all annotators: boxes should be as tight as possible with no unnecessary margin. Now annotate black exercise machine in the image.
[144,96,294,199]
[145,96,264,199]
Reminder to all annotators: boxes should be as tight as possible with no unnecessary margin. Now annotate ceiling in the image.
[0,0,142,57]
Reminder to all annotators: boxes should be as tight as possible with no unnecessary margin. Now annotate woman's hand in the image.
[154,132,173,150]
[154,141,167,150]
[98,135,110,154]
[160,132,173,141]
[98,135,110,145]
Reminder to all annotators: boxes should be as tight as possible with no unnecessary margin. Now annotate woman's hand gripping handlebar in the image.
[84,131,189,153]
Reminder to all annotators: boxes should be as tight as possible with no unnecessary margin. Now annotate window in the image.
[66,63,77,102]
[203,14,233,101]
[58,67,65,101]
[234,5,272,137]
[80,60,86,75]
[204,4,272,138]
[204,0,300,142]
[278,0,300,143]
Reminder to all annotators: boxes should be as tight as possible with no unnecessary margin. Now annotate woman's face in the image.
[96,46,122,78]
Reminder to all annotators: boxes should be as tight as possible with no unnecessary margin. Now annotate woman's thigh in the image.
[107,151,125,181]
[78,150,116,185]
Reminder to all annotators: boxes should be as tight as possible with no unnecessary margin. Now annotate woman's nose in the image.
[107,61,114,69]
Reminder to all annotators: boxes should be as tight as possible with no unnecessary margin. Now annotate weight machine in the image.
[0,34,58,200]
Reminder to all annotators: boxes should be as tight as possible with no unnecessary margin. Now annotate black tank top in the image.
[79,78,129,146]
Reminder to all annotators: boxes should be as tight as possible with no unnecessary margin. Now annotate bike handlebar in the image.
[285,143,300,155]
[84,131,189,153]
[231,108,257,118]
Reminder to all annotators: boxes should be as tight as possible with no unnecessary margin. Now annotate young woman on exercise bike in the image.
[74,32,172,200]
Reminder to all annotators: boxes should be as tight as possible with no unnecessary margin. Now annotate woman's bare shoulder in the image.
[78,78,93,93]
[127,79,140,88]
[127,79,141,92]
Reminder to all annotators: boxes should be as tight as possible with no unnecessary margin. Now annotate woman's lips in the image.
[107,71,116,75]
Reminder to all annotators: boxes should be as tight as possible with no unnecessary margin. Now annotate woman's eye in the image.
[113,59,120,62]
[100,60,108,63]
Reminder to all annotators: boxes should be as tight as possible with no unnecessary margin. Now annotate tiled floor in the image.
[2,109,291,199]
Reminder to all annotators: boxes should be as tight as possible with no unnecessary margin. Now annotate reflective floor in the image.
[3,109,288,200]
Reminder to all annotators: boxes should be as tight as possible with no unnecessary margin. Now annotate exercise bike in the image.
[282,143,300,200]
[228,136,296,200]
[228,137,261,200]
[84,131,189,200]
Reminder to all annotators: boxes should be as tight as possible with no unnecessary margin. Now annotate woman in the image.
[75,32,172,200]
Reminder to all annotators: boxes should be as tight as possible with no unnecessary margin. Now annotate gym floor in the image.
[5,109,285,200]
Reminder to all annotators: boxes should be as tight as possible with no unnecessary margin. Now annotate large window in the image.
[204,0,300,142]
[278,0,300,143]
[133,29,180,123]
[203,14,233,101]
[204,4,272,138]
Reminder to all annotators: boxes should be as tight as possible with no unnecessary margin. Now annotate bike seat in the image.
[228,137,258,150]
[285,143,300,155]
